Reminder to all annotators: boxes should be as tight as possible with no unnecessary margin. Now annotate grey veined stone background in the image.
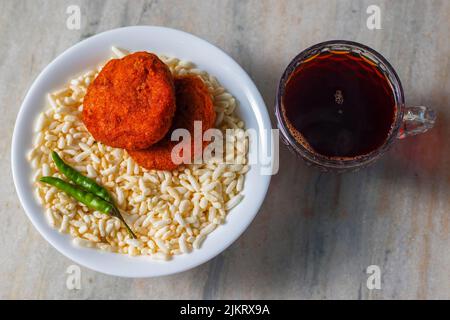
[1,0,449,299]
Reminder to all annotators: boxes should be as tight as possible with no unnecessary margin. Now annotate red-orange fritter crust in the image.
[82,52,176,150]
[128,75,216,171]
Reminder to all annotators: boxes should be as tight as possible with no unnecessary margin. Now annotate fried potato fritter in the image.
[128,76,216,171]
[82,52,176,150]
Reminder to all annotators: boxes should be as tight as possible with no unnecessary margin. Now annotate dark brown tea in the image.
[281,51,396,158]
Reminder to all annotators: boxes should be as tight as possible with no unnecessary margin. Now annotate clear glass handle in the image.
[398,106,436,139]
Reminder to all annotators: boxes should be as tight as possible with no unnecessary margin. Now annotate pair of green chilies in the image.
[40,151,136,238]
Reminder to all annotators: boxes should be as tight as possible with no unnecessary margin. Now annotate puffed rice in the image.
[29,48,249,259]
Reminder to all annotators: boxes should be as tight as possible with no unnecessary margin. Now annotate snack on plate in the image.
[128,75,216,171]
[28,47,249,259]
[83,52,176,150]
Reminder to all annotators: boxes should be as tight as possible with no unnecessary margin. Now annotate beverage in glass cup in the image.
[275,40,436,172]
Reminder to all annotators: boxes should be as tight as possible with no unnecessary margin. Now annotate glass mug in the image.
[275,40,436,172]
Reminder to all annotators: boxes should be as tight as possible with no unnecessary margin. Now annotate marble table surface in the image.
[1,0,449,299]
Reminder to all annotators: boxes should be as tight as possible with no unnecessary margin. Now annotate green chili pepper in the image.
[40,176,136,238]
[51,151,113,203]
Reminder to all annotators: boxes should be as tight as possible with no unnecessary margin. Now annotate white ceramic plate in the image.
[11,26,272,277]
